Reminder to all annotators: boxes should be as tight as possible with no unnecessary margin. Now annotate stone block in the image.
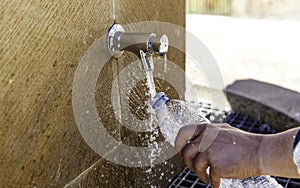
[226,79,300,131]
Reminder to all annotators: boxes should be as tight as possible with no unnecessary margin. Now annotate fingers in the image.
[209,168,221,188]
[185,147,221,187]
[181,136,202,172]
[193,153,210,184]
[175,123,208,153]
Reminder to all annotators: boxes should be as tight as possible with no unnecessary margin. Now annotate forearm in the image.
[258,127,300,178]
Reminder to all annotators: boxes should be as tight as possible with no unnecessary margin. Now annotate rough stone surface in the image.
[226,79,300,131]
[0,0,185,187]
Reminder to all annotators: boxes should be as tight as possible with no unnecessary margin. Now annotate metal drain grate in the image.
[169,112,300,188]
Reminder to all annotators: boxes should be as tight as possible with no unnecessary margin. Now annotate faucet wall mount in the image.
[107,24,126,58]
[107,24,169,59]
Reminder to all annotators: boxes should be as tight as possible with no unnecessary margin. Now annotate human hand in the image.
[175,123,263,188]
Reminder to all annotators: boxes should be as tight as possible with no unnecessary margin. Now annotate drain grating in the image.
[169,112,300,188]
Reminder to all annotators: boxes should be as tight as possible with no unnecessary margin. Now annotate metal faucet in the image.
[107,24,168,71]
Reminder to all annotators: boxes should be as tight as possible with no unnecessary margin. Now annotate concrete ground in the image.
[186,14,300,99]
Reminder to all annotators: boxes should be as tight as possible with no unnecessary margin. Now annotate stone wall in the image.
[0,0,185,187]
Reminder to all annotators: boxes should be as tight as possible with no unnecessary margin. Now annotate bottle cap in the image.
[150,92,169,110]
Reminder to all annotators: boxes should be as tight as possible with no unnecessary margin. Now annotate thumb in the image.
[175,123,208,153]
[210,168,221,188]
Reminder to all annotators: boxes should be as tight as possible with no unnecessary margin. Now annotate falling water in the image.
[145,70,156,98]
[144,66,160,175]
[163,54,168,74]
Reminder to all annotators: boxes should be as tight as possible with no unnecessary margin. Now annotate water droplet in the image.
[146,168,152,173]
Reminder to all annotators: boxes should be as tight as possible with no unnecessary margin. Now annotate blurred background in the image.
[186,0,300,99]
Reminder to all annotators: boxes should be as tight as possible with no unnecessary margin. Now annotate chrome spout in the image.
[107,24,169,58]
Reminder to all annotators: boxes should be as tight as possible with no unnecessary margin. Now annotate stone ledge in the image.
[225,79,300,131]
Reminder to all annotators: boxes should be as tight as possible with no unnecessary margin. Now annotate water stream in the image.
[163,54,168,77]
[145,71,156,99]
[144,63,159,174]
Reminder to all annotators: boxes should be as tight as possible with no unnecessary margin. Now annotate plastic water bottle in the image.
[150,92,209,146]
[150,92,282,188]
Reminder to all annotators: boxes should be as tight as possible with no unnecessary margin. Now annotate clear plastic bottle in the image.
[150,92,209,146]
[150,92,282,188]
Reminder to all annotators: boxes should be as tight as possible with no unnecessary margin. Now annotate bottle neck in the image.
[150,92,169,110]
